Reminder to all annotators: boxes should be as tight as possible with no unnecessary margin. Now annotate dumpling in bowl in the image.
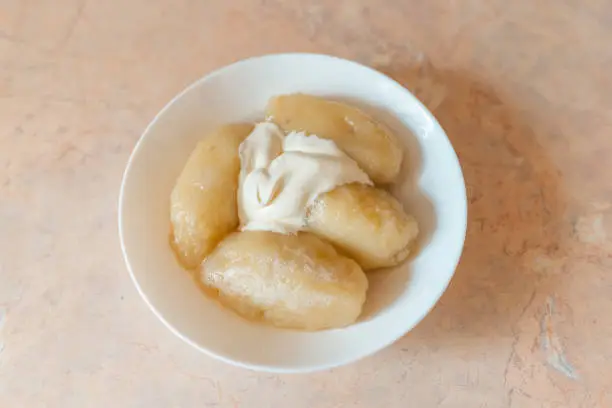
[266,93,403,184]
[170,124,253,269]
[307,183,419,270]
[201,231,368,330]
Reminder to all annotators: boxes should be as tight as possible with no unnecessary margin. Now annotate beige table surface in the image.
[1,0,612,407]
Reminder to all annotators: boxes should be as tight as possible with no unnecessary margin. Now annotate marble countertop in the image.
[1,1,611,407]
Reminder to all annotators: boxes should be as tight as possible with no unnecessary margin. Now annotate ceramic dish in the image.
[118,53,467,373]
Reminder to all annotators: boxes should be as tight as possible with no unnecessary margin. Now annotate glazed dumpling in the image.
[170,124,253,269]
[201,231,368,330]
[266,93,403,184]
[307,183,419,270]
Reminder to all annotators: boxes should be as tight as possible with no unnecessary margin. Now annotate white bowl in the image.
[119,53,467,373]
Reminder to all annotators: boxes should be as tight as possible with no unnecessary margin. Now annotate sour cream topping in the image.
[238,122,372,233]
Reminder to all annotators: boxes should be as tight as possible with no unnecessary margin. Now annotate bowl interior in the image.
[119,54,466,372]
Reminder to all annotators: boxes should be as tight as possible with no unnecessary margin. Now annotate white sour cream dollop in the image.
[238,122,372,233]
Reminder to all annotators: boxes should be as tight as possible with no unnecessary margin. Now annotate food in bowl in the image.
[202,231,369,331]
[267,94,403,184]
[307,184,419,270]
[170,124,253,268]
[169,93,420,330]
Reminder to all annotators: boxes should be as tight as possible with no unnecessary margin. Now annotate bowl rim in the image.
[118,52,467,373]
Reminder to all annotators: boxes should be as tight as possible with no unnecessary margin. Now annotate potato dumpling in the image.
[307,183,419,270]
[170,124,253,269]
[266,93,403,184]
[201,231,368,330]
